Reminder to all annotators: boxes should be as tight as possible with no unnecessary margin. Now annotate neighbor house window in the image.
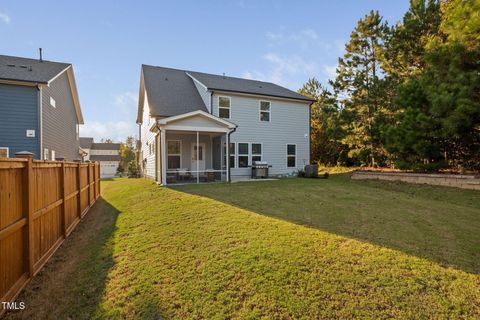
[252,143,262,162]
[167,141,181,169]
[260,101,270,122]
[50,97,56,108]
[0,147,9,158]
[287,144,296,168]
[219,96,231,119]
[51,150,55,161]
[238,143,249,168]
[223,142,235,168]
[44,148,49,160]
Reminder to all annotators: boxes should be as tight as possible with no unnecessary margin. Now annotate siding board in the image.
[42,72,80,160]
[0,84,39,158]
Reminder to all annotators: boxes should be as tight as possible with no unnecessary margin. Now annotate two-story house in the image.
[80,137,121,178]
[0,54,83,160]
[137,65,314,185]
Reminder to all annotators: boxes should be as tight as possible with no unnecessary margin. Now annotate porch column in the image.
[226,131,230,182]
[196,131,199,184]
[161,128,167,185]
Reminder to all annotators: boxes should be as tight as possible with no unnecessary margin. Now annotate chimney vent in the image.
[222,72,225,79]
[39,48,43,62]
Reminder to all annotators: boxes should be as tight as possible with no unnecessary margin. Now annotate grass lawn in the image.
[6,176,480,319]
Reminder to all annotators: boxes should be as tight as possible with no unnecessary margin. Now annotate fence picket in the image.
[0,158,100,315]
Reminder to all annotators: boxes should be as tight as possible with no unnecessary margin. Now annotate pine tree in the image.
[332,10,389,166]
[298,78,346,166]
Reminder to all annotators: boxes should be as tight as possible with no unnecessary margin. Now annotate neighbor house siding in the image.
[212,93,310,178]
[140,92,157,179]
[0,83,40,158]
[42,70,80,160]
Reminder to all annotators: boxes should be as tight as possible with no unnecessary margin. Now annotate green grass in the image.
[6,177,480,319]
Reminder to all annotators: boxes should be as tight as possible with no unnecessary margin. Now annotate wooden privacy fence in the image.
[0,156,100,309]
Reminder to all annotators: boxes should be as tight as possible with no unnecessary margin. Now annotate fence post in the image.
[77,162,82,218]
[61,161,67,238]
[97,162,100,198]
[88,163,93,207]
[17,152,35,276]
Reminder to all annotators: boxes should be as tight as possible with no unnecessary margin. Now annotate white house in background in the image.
[80,137,121,178]
[137,65,315,185]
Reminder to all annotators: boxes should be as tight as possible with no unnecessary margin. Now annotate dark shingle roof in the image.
[142,65,208,117]
[187,71,315,102]
[0,55,71,84]
[90,155,121,162]
[79,137,94,149]
[91,143,121,150]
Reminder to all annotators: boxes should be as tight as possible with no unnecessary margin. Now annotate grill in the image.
[251,161,270,179]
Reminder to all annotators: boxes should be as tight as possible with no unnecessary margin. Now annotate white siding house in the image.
[137,65,314,185]
[80,138,121,178]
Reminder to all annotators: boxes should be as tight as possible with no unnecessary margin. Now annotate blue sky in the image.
[0,0,409,142]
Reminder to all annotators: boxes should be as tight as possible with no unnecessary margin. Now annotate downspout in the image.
[210,91,214,114]
[227,126,237,182]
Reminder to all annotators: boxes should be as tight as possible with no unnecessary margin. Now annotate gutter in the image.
[210,91,214,114]
[227,126,237,183]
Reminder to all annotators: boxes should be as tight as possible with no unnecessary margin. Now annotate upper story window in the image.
[260,101,270,122]
[218,96,231,119]
[50,97,56,108]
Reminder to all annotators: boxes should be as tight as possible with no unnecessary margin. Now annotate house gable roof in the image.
[137,64,315,124]
[0,55,70,84]
[0,54,84,124]
[79,137,94,149]
[158,110,237,128]
[137,65,208,123]
[187,71,315,102]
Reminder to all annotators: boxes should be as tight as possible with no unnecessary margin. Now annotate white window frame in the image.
[50,97,56,108]
[44,148,49,160]
[286,144,297,168]
[0,147,9,158]
[251,143,262,163]
[51,150,55,161]
[237,142,249,168]
[259,100,271,122]
[218,96,231,119]
[223,142,236,169]
[167,140,182,169]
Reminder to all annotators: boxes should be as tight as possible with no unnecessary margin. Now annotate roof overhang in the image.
[137,68,146,124]
[62,66,84,124]
[152,110,237,133]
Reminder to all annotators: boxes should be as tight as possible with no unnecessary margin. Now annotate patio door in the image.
[191,143,205,172]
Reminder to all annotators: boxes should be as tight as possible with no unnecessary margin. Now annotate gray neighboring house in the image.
[137,65,315,185]
[80,137,121,178]
[0,54,83,160]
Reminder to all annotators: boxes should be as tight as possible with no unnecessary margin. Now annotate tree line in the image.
[300,0,480,172]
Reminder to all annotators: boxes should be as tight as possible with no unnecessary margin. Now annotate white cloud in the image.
[113,91,137,118]
[80,121,136,143]
[0,11,11,24]
[323,64,337,80]
[80,91,138,142]
[266,28,319,49]
[243,53,317,89]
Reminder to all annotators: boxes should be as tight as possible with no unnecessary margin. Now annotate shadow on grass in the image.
[173,175,480,274]
[4,198,127,320]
